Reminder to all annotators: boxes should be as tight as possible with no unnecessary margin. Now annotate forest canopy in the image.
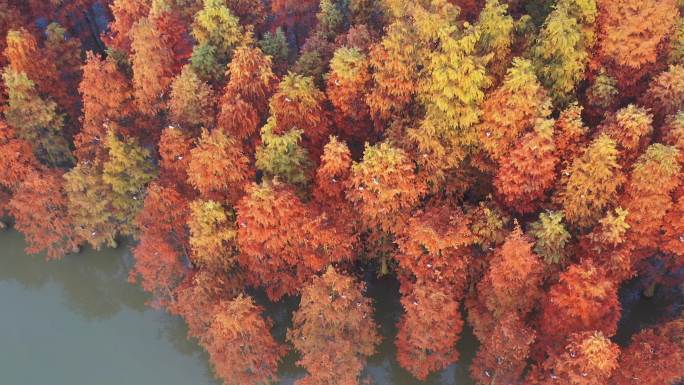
[1,0,684,384]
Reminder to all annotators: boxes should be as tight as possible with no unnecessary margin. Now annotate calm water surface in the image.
[0,230,477,385]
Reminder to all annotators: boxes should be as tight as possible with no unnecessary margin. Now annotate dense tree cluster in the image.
[1,1,684,384]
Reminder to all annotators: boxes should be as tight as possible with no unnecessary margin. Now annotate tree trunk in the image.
[643,282,657,298]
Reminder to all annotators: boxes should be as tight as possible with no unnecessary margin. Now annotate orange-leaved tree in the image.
[0,120,39,192]
[596,0,678,92]
[222,45,278,118]
[553,103,588,168]
[326,47,373,142]
[187,128,253,203]
[9,170,78,259]
[396,279,464,380]
[267,73,331,159]
[478,226,544,321]
[395,205,472,294]
[536,261,620,354]
[170,269,246,339]
[640,64,684,124]
[4,28,60,103]
[347,142,425,234]
[131,234,185,305]
[287,267,380,385]
[611,318,684,385]
[470,313,536,385]
[129,17,177,116]
[42,23,83,125]
[527,331,620,385]
[311,136,357,249]
[598,105,653,166]
[366,19,420,127]
[200,294,286,385]
[132,182,189,302]
[478,57,552,162]
[105,0,151,53]
[158,125,194,191]
[493,118,558,213]
[313,135,352,209]
[148,4,194,70]
[225,0,267,29]
[662,193,684,267]
[76,52,135,163]
[236,181,348,300]
[135,182,189,246]
[621,144,680,258]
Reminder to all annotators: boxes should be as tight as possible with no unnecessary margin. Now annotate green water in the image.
[0,230,477,385]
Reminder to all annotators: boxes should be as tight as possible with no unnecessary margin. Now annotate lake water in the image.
[0,230,477,385]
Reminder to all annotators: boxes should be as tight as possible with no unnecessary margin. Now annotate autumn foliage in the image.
[395,205,472,292]
[611,319,684,385]
[9,170,78,259]
[470,314,536,385]
[236,180,350,300]
[287,267,380,385]
[527,331,620,385]
[347,142,426,233]
[201,295,285,385]
[3,2,684,385]
[597,0,678,91]
[188,128,253,202]
[537,261,621,353]
[396,279,463,380]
